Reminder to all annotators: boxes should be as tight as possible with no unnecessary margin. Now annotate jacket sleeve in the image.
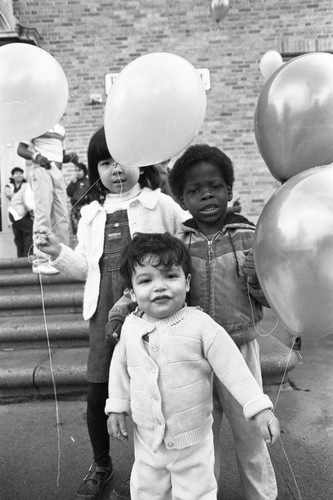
[66,181,76,198]
[105,328,131,415]
[105,291,137,343]
[203,318,273,420]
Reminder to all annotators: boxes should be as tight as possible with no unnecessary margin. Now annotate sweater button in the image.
[167,442,174,448]
[152,345,159,351]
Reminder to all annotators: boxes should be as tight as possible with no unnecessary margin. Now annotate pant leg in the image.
[212,383,223,481]
[131,428,172,500]
[50,164,70,246]
[215,340,277,500]
[12,223,24,257]
[169,429,217,500]
[86,382,111,467]
[30,165,54,263]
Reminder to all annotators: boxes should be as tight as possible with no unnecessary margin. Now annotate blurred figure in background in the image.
[17,123,78,274]
[5,167,34,257]
[66,162,91,235]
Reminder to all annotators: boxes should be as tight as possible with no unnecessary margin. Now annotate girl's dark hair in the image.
[76,162,88,177]
[87,126,162,203]
[168,144,235,201]
[120,232,192,289]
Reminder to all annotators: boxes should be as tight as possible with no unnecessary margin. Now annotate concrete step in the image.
[0,329,299,400]
[0,256,31,274]
[0,271,84,293]
[0,346,88,399]
[0,289,84,316]
[0,313,89,348]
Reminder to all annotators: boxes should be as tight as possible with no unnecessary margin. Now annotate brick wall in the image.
[13,0,333,221]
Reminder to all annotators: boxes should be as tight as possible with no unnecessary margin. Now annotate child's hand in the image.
[34,226,62,259]
[243,249,259,286]
[254,409,280,446]
[107,413,128,443]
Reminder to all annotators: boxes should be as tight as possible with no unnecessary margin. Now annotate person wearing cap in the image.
[17,123,78,274]
[5,167,34,257]
[66,162,91,235]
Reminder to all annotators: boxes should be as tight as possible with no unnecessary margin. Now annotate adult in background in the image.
[5,167,34,257]
[17,123,78,274]
[66,162,91,235]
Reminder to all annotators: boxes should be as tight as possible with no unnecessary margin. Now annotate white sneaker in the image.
[32,262,59,275]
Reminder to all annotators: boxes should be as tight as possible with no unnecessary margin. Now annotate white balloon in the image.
[259,50,283,80]
[104,52,206,167]
[0,43,68,143]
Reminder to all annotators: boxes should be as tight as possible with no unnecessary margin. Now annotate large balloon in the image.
[104,52,206,167]
[259,50,283,80]
[254,52,333,182]
[0,43,68,143]
[254,164,333,339]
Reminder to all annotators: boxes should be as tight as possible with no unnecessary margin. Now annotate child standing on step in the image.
[105,232,280,500]
[34,126,188,500]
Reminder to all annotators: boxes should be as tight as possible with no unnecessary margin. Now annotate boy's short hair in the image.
[120,232,192,289]
[11,167,24,176]
[168,144,235,201]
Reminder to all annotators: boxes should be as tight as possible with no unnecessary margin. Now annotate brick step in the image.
[0,313,89,348]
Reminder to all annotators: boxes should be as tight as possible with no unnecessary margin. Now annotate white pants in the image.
[213,339,277,500]
[130,427,217,500]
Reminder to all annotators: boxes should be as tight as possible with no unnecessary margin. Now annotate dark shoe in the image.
[75,462,114,499]
[110,477,131,499]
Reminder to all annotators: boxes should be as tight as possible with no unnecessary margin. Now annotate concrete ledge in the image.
[0,272,84,287]
[0,347,88,399]
[0,314,89,348]
[0,290,84,311]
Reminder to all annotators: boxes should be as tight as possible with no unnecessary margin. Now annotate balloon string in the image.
[30,166,112,241]
[31,254,61,487]
[27,163,121,486]
[246,284,303,498]
[246,281,279,337]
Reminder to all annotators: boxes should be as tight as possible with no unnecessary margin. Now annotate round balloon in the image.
[210,0,229,22]
[259,50,283,80]
[254,164,333,339]
[104,52,206,167]
[254,52,333,182]
[0,43,68,143]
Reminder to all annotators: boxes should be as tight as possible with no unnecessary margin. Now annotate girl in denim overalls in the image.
[36,127,188,500]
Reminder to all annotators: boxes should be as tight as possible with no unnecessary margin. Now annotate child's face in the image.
[179,162,232,235]
[97,159,141,194]
[75,166,85,180]
[129,256,191,323]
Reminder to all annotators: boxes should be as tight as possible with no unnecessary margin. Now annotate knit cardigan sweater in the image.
[51,187,188,320]
[105,306,273,452]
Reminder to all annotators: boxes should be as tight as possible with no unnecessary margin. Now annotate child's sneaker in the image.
[110,477,131,499]
[74,462,113,499]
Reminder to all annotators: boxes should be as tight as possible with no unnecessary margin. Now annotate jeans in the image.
[30,163,69,261]
[213,340,277,500]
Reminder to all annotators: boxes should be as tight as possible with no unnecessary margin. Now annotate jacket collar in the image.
[80,187,161,225]
[128,304,188,336]
[180,212,255,234]
[137,187,161,209]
